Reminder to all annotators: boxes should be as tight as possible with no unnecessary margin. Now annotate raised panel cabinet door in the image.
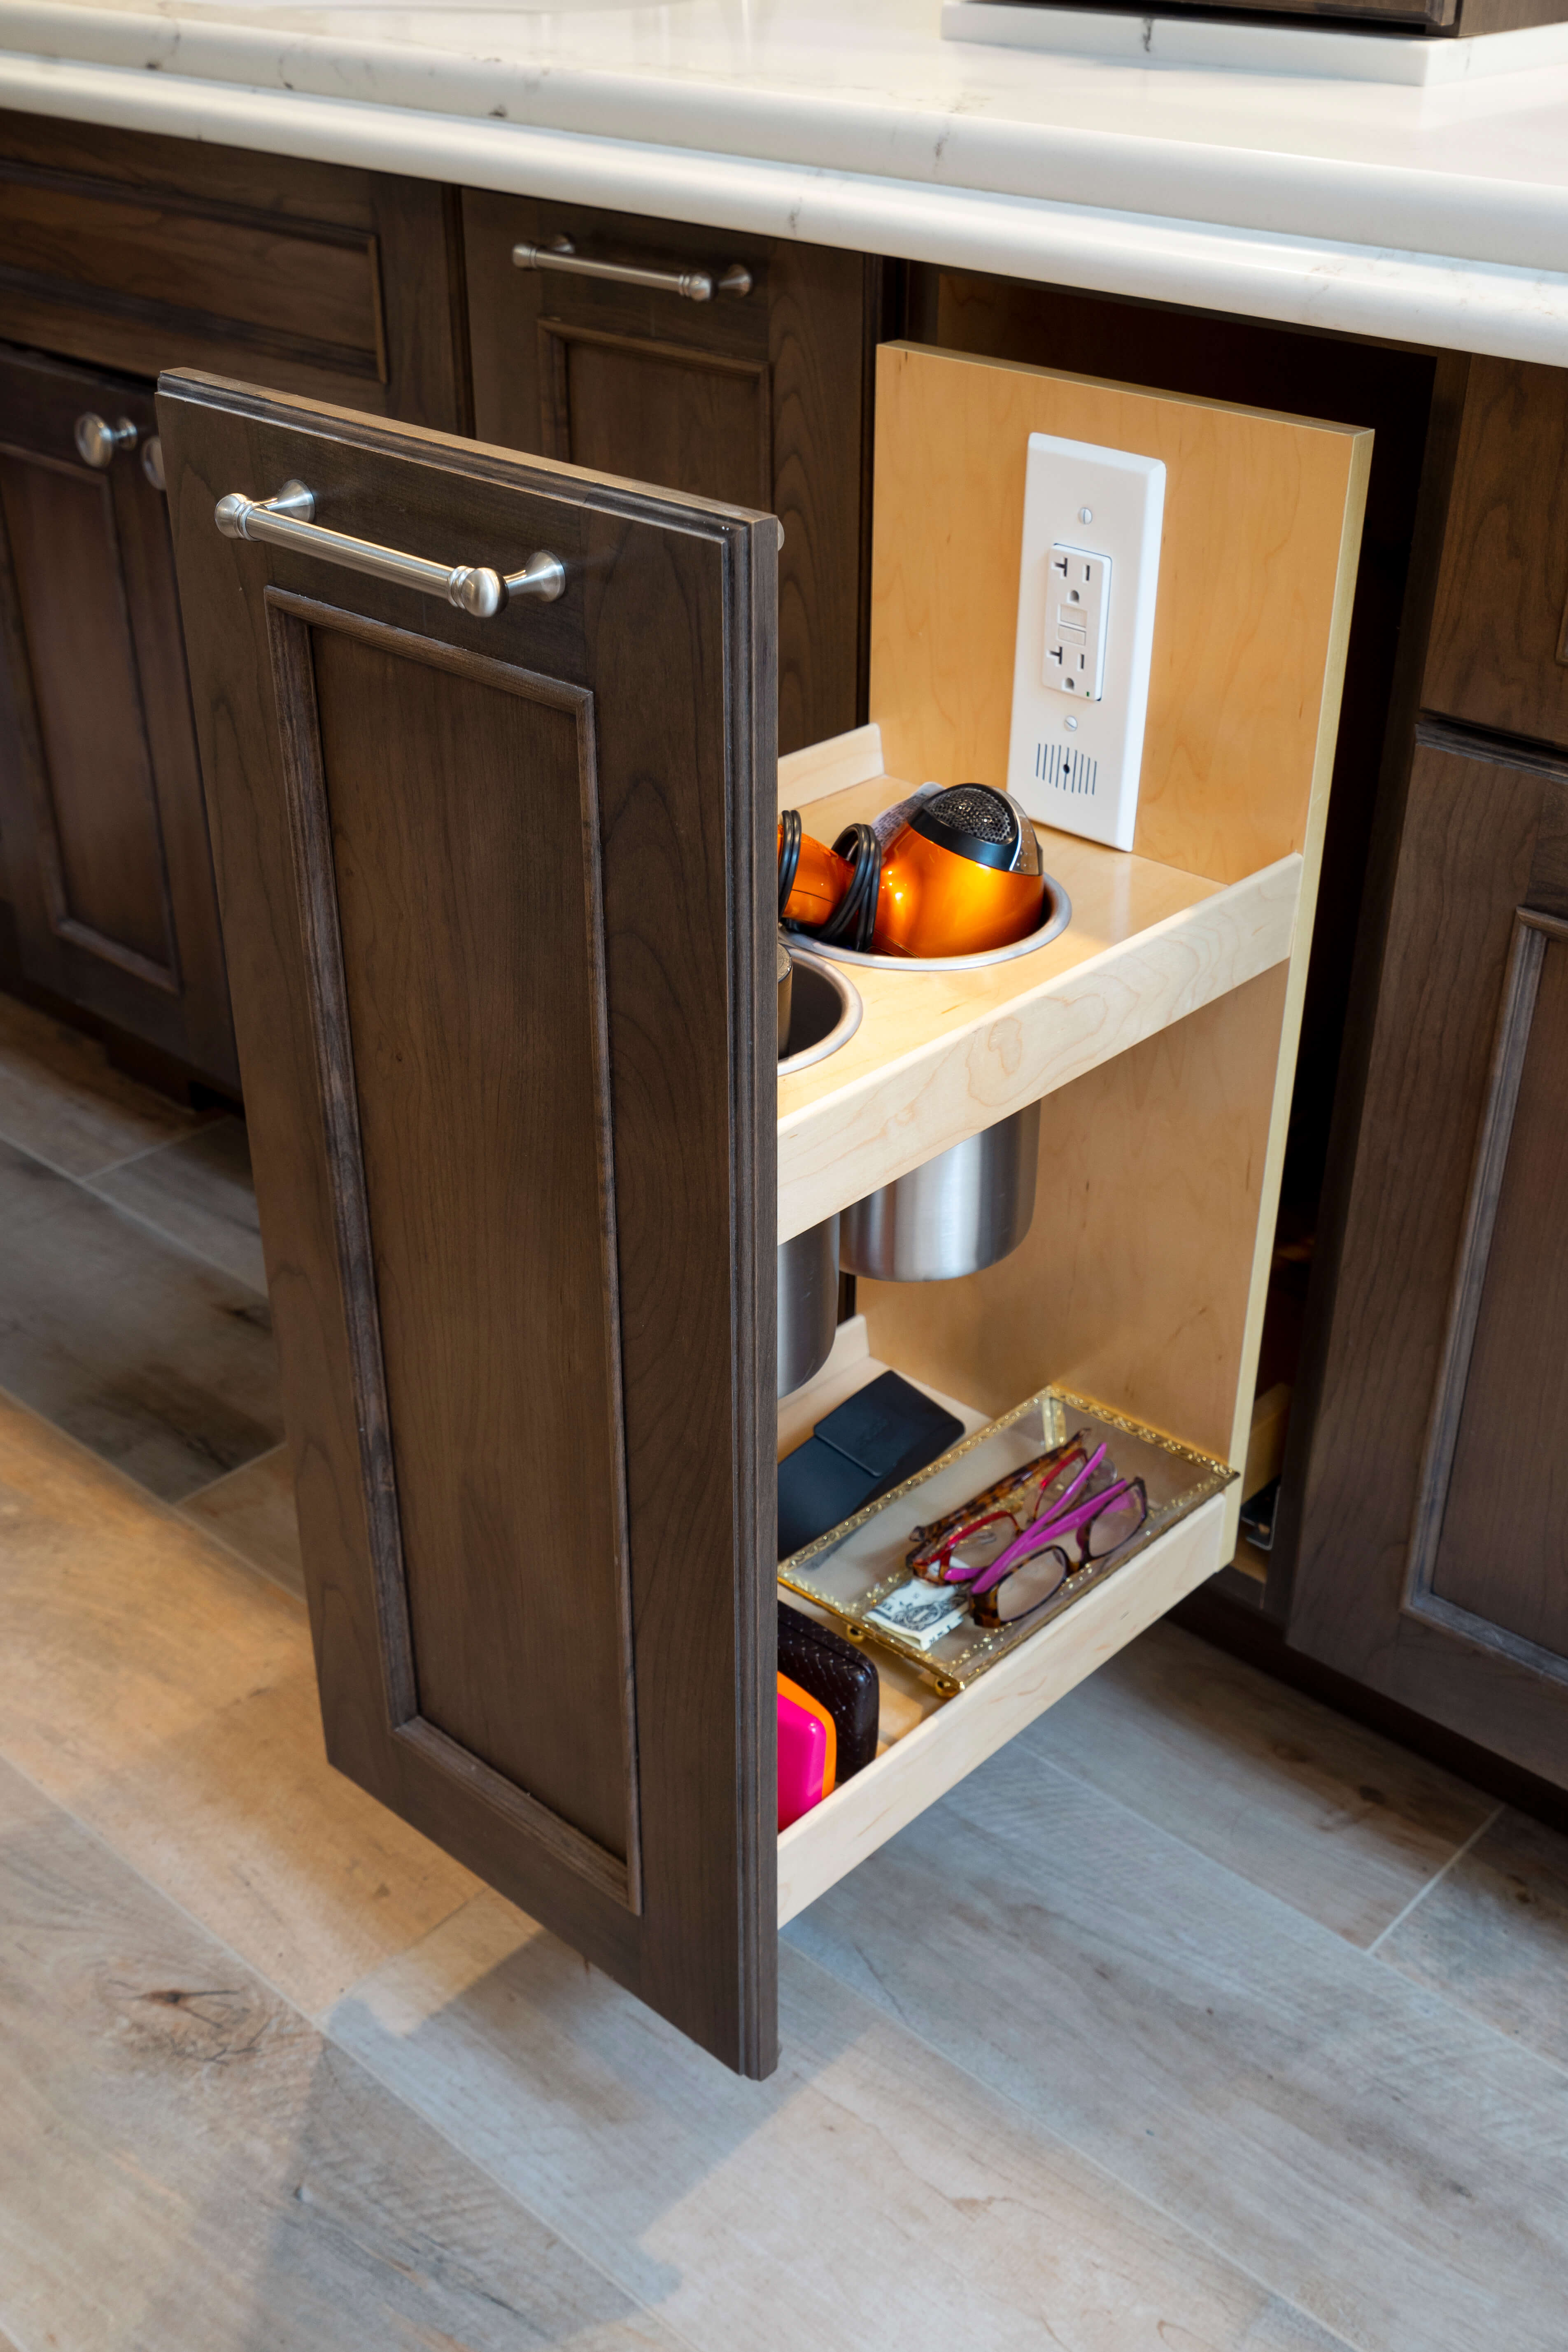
[155,369,778,2074]
[1286,721,1568,1785]
[462,192,880,757]
[0,343,238,1086]
[1424,357,1568,753]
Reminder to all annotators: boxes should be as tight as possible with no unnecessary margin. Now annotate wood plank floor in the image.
[89,1115,268,1294]
[3,990,1568,2351]
[0,1136,281,1499]
[0,994,214,1180]
[0,1756,682,2352]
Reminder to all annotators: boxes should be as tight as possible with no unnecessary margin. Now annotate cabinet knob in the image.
[141,436,166,493]
[75,413,139,470]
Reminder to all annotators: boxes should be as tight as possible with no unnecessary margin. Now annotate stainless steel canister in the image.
[777,1213,840,1396]
[839,1102,1040,1283]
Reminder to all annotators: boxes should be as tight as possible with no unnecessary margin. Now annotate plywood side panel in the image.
[869,344,1369,887]
[859,965,1289,1471]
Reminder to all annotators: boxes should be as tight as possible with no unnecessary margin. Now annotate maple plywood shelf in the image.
[775,724,1302,1245]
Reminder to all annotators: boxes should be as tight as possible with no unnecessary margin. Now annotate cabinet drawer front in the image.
[0,118,468,429]
[1425,358,1568,752]
[0,169,384,391]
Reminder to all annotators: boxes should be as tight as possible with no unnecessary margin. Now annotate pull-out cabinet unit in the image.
[157,344,1369,2076]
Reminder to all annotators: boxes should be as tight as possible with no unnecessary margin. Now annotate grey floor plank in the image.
[0,991,211,1178]
[328,1886,1355,2352]
[0,1754,684,2352]
[89,1116,267,1292]
[180,1445,305,1599]
[1023,1620,1493,1945]
[0,1136,280,1499]
[785,1743,1568,2352]
[0,1391,479,2019]
[1379,1806,1568,2070]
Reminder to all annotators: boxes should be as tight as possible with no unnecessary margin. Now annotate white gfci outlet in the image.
[1007,433,1165,853]
[1044,547,1109,699]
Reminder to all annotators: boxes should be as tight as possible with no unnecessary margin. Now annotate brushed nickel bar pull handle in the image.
[213,481,565,618]
[511,235,752,304]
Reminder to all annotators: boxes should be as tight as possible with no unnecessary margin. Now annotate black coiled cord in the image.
[777,806,802,918]
[818,823,882,953]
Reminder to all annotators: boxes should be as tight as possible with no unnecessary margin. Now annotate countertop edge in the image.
[3,47,1568,364]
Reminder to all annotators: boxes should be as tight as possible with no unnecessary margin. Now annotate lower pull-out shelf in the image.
[778,1494,1225,1924]
[775,1320,1232,1926]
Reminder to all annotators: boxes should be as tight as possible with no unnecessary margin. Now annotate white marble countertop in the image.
[2,0,1568,361]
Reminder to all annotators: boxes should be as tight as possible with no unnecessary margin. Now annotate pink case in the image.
[777,1688,831,1830]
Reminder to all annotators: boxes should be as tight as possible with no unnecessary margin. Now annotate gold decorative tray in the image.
[779,1386,1235,1695]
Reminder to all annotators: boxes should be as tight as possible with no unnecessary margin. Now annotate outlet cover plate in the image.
[1007,432,1165,853]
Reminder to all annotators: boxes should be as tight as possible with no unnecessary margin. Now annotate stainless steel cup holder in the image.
[775,952,860,1395]
[779,947,862,1076]
[777,1213,841,1397]
[840,1102,1041,1283]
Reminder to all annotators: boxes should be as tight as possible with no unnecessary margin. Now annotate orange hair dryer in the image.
[778,815,854,930]
[778,785,1046,958]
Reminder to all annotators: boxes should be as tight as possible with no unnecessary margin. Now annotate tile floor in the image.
[1,987,1566,2352]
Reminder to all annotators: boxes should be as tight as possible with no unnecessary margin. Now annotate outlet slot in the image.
[1044,546,1110,700]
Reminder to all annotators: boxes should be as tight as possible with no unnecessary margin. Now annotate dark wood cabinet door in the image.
[462,193,880,757]
[1287,722,1568,1785]
[1424,358,1568,754]
[156,368,778,2073]
[0,344,238,1085]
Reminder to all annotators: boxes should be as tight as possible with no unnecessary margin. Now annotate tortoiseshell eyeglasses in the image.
[906,1430,1148,1630]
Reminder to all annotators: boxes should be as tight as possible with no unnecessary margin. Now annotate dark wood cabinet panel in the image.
[1433,917,1568,1655]
[1424,358,1568,752]
[543,326,772,510]
[304,618,636,1861]
[2,449,171,971]
[1287,722,1568,1784]
[0,345,237,1085]
[0,112,469,431]
[156,368,777,2073]
[462,193,881,755]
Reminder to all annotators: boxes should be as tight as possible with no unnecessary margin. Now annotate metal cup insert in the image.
[839,1103,1040,1283]
[777,1213,841,1397]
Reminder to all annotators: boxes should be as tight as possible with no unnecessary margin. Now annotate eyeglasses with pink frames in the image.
[906,1433,1093,1586]
[908,1434,1148,1631]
